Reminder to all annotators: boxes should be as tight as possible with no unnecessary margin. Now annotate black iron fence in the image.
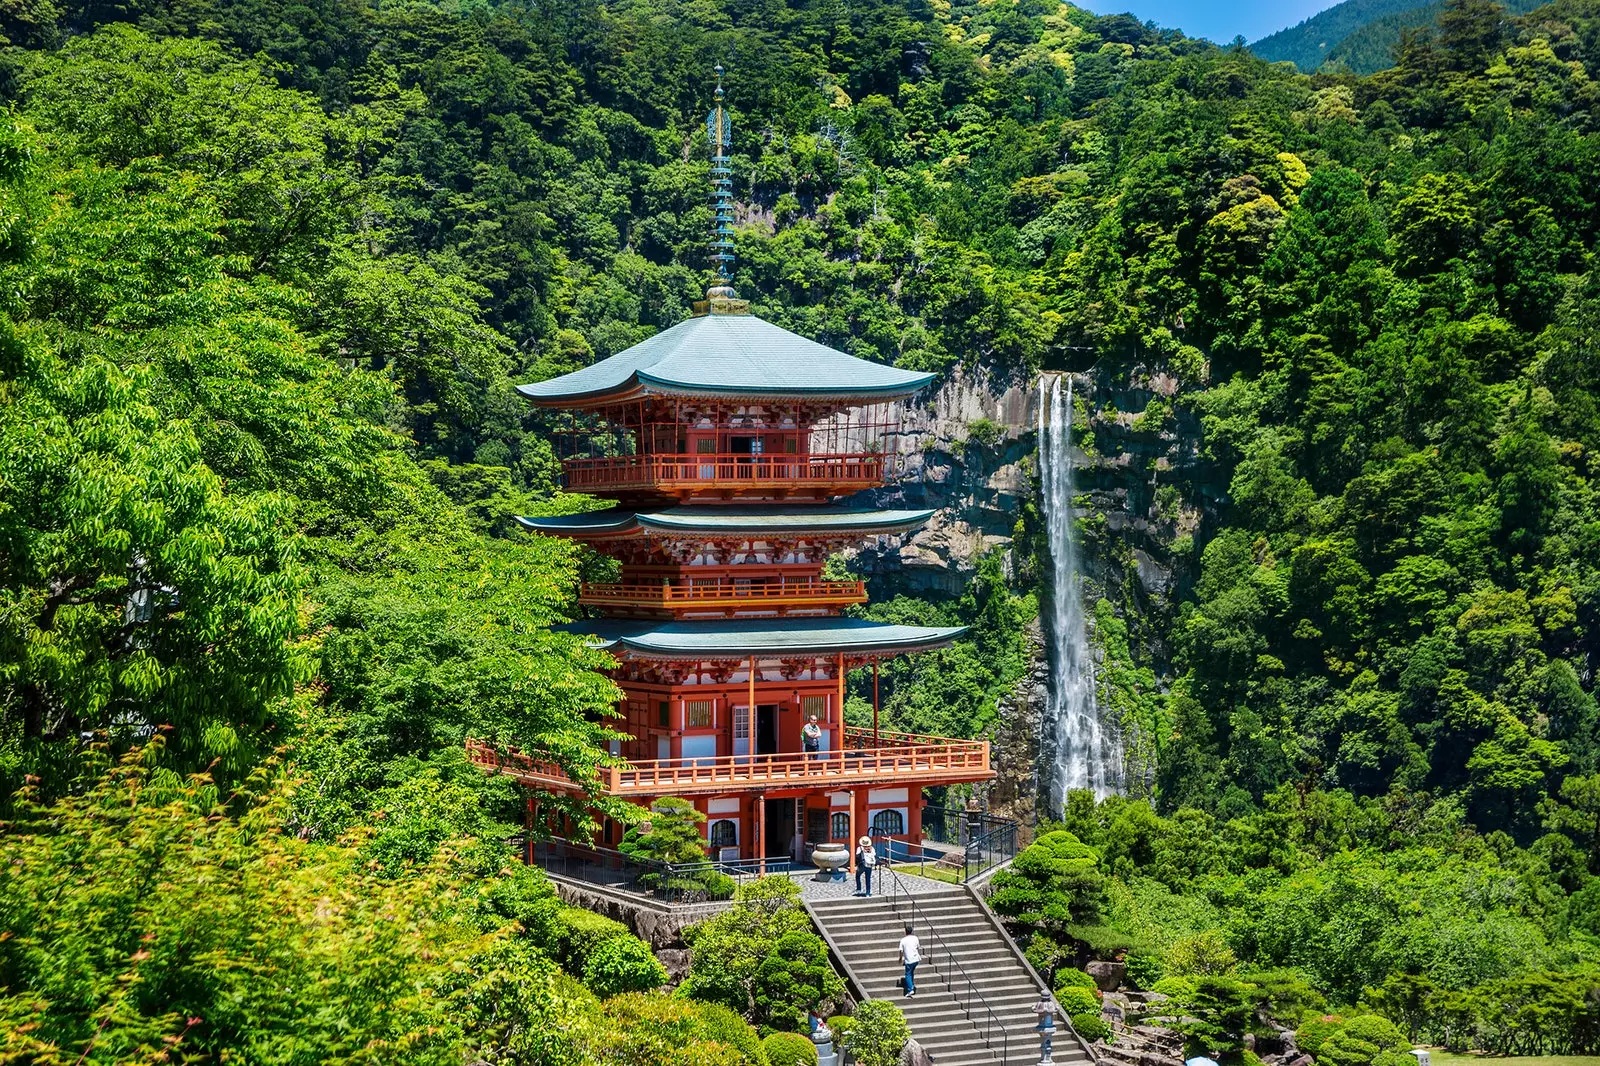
[915,804,1020,881]
[527,838,794,904]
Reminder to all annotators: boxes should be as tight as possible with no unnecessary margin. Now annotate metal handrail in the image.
[963,821,1019,881]
[877,859,1010,1066]
[526,837,791,903]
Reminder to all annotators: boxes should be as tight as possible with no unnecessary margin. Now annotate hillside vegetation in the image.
[1252,0,1442,69]
[3,0,1600,1058]
[1254,0,1546,73]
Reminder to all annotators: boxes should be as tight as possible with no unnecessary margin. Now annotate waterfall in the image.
[1037,375,1122,815]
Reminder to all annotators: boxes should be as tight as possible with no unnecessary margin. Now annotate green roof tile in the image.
[556,617,967,657]
[517,506,935,537]
[517,314,935,404]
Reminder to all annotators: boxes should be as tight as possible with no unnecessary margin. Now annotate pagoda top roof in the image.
[518,505,935,539]
[556,617,967,659]
[516,312,936,407]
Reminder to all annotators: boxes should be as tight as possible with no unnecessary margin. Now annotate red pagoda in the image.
[470,71,992,869]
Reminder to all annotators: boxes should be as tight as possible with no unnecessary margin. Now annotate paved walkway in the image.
[790,865,958,902]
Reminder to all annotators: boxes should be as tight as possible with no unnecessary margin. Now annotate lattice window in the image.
[709,819,738,848]
[733,708,750,741]
[686,700,713,728]
[870,809,905,836]
[801,695,827,719]
[831,812,849,840]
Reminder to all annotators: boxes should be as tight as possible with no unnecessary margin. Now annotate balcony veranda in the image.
[578,578,868,615]
[467,726,992,798]
[562,452,884,496]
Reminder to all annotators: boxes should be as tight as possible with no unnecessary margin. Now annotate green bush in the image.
[1151,975,1197,999]
[582,935,668,997]
[679,878,845,1033]
[826,1014,854,1047]
[1071,1011,1111,1043]
[598,992,767,1065]
[696,1002,770,1066]
[1056,986,1099,1015]
[1295,1016,1344,1057]
[1123,952,1164,991]
[849,1001,910,1066]
[1025,933,1071,982]
[1055,968,1098,992]
[550,906,631,972]
[762,1031,819,1066]
[1318,1016,1412,1066]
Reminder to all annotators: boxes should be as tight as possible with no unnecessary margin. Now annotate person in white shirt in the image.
[899,922,921,998]
[854,836,877,896]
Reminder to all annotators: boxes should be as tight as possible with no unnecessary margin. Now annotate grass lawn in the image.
[1424,1052,1600,1066]
[889,862,962,884]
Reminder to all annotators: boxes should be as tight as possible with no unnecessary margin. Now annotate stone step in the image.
[807,889,1095,1066]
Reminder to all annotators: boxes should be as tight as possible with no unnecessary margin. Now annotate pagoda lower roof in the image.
[518,506,935,539]
[555,617,968,659]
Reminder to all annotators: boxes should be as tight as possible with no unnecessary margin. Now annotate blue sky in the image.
[1074,0,1338,43]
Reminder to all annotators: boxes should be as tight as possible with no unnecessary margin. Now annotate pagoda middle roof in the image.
[517,505,936,539]
[516,313,936,406]
[556,617,968,658]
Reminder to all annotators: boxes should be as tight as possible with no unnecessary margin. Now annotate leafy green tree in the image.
[847,1001,910,1066]
[0,740,592,1066]
[680,878,845,1033]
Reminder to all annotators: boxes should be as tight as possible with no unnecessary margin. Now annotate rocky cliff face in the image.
[853,364,1037,594]
[857,361,1223,820]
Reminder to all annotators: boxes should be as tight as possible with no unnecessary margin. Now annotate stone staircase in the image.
[808,888,1096,1066]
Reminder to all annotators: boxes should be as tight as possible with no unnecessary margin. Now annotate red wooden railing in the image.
[578,579,867,609]
[562,452,885,492]
[466,732,992,796]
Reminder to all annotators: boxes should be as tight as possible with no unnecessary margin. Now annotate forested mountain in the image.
[6,0,1600,1059]
[1253,0,1545,72]
[1252,0,1438,69]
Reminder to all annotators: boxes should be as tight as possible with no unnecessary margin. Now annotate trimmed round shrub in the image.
[582,935,668,997]
[1071,1012,1111,1043]
[695,1002,769,1066]
[825,1014,854,1047]
[1056,986,1099,1016]
[1319,1016,1412,1066]
[1295,1016,1345,1057]
[702,870,737,899]
[762,1031,819,1066]
[1055,968,1098,992]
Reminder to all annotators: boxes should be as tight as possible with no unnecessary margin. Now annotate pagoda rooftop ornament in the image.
[705,63,740,310]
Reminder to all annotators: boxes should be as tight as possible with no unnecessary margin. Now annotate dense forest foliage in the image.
[1251,0,1546,73]
[6,0,1600,1058]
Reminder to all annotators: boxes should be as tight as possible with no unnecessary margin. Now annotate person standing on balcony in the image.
[899,923,921,998]
[854,835,876,896]
[803,712,823,764]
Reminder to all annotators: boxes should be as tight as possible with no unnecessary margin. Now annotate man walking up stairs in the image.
[808,887,1097,1066]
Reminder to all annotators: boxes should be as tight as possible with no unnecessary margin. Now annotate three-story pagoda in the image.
[471,71,993,867]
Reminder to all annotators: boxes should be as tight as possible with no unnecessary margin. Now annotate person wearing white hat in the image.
[854,835,877,896]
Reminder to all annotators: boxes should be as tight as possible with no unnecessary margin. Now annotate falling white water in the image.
[1037,375,1122,814]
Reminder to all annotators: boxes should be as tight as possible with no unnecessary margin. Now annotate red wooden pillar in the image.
[756,790,767,875]
[872,658,880,748]
[748,654,758,766]
[847,787,859,879]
